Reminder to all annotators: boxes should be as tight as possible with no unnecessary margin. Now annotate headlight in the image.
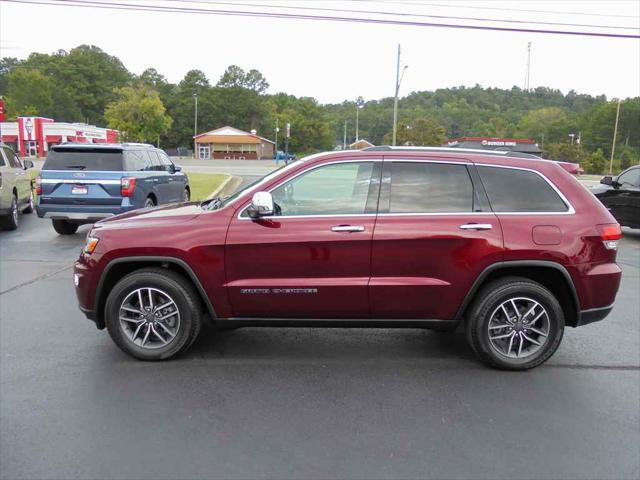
[83,236,100,254]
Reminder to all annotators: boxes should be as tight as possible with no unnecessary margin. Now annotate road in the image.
[1,203,639,479]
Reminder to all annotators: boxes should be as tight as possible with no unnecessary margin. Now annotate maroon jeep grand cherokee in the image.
[74,147,622,370]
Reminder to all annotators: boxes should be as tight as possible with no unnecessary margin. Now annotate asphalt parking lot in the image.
[1,210,639,479]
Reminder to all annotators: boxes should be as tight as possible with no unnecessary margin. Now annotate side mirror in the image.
[23,160,34,170]
[247,191,274,219]
[600,176,613,186]
[172,164,182,173]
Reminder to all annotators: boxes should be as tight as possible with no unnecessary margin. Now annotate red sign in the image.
[0,97,5,122]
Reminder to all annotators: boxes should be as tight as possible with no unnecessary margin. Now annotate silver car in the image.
[0,144,34,230]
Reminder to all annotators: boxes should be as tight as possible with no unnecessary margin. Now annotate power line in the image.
[352,0,640,20]
[167,0,640,30]
[3,0,639,38]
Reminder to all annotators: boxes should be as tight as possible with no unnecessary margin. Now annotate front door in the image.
[614,167,640,226]
[225,161,381,318]
[370,159,503,320]
[199,145,210,160]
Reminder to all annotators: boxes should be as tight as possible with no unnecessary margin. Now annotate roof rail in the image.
[121,142,154,148]
[363,145,543,160]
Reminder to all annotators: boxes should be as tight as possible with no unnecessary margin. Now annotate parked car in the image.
[74,147,622,370]
[0,143,35,230]
[36,143,189,235]
[590,165,640,229]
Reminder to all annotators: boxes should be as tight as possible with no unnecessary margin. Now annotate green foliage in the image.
[5,69,55,118]
[619,147,638,170]
[217,65,269,93]
[543,143,588,163]
[105,85,173,142]
[384,117,446,146]
[585,148,607,174]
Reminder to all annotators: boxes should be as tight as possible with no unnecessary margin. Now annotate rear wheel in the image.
[105,268,203,361]
[1,195,19,230]
[465,277,564,370]
[144,197,156,208]
[52,219,78,235]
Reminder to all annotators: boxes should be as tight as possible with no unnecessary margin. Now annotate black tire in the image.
[23,188,34,214]
[144,197,156,208]
[52,219,78,235]
[183,188,190,202]
[465,276,564,370]
[105,268,203,361]
[1,194,19,230]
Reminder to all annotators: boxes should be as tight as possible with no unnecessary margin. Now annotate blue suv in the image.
[36,143,189,234]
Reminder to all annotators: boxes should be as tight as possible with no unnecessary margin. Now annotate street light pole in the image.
[193,93,198,159]
[355,97,364,144]
[343,120,347,150]
[609,99,621,175]
[392,44,407,146]
[275,117,279,152]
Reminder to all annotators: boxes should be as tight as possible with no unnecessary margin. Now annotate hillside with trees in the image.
[1,45,638,173]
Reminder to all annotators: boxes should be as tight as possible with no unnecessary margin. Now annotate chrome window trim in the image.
[237,159,382,220]
[235,157,575,220]
[40,178,121,185]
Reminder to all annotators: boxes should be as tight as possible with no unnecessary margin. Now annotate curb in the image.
[206,175,242,200]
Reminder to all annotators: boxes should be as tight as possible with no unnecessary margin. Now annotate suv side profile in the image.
[591,165,640,229]
[0,143,35,230]
[74,148,622,370]
[36,143,189,235]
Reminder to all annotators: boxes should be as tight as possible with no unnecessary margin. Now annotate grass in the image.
[186,173,229,201]
[28,169,229,201]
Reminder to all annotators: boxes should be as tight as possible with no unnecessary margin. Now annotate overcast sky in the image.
[1,0,639,104]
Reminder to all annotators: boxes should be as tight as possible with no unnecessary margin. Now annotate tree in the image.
[385,117,446,145]
[217,65,269,93]
[585,148,606,174]
[105,85,173,142]
[5,69,55,118]
[517,107,572,144]
[543,143,587,163]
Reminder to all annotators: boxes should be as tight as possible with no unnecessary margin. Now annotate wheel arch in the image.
[457,261,581,327]
[94,256,217,329]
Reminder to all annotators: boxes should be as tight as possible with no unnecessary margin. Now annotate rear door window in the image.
[43,148,124,171]
[477,166,568,212]
[388,162,474,213]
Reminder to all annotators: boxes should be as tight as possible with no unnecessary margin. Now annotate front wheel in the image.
[52,219,78,235]
[183,188,190,202]
[465,277,564,370]
[23,189,34,214]
[105,268,203,361]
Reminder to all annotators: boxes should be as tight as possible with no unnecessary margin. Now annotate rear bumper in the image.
[37,204,136,222]
[576,305,614,327]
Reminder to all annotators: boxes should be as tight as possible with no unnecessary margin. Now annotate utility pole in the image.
[193,93,198,158]
[609,99,621,175]
[392,45,408,146]
[355,97,364,144]
[343,120,347,150]
[275,117,279,152]
[524,41,532,92]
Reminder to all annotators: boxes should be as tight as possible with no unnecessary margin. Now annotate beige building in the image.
[194,126,275,160]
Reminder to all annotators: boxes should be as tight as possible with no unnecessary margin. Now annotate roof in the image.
[364,145,542,160]
[350,139,375,148]
[51,142,155,151]
[194,125,275,145]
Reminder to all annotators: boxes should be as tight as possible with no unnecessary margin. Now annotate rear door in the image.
[370,159,503,320]
[225,160,381,318]
[3,147,30,204]
[614,167,640,226]
[39,148,124,209]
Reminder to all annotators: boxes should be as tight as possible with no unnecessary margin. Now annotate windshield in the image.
[205,158,306,210]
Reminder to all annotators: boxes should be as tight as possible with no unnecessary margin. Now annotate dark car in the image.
[74,147,622,370]
[36,143,189,235]
[0,143,35,230]
[591,165,640,229]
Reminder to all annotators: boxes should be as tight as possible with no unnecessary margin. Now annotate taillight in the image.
[35,175,42,195]
[597,223,622,250]
[121,177,136,197]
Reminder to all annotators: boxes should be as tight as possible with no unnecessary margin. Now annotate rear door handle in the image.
[331,225,365,232]
[460,223,493,230]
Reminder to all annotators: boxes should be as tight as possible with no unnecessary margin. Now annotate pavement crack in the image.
[0,264,73,296]
[547,364,639,371]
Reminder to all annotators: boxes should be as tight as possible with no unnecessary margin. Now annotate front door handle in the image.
[331,225,365,232]
[460,223,493,230]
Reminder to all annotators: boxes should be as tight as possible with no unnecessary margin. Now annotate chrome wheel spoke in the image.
[488,296,551,359]
[119,287,181,350]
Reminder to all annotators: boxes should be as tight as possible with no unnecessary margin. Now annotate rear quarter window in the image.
[477,166,569,212]
[43,148,124,171]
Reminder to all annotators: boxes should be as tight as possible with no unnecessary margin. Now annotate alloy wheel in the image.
[119,287,181,349]
[11,198,18,225]
[487,297,550,359]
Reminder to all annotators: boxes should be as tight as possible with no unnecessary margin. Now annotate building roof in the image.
[349,139,375,149]
[194,126,275,145]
